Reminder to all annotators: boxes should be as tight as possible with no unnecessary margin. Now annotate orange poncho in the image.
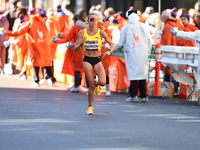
[57,12,69,36]
[7,15,52,67]
[98,22,111,76]
[45,16,59,61]
[161,19,179,46]
[61,24,85,74]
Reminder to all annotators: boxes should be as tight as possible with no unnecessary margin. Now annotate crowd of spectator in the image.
[1,0,200,99]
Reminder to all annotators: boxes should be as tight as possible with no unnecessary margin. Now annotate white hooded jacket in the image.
[115,12,152,80]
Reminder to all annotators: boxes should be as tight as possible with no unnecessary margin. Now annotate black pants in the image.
[51,61,56,82]
[164,74,179,93]
[74,71,82,87]
[32,66,53,83]
[129,79,147,98]
[106,76,109,84]
[5,47,9,63]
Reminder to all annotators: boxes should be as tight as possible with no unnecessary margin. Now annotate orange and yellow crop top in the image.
[83,28,102,51]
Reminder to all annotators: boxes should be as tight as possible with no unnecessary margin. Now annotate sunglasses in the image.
[89,18,97,22]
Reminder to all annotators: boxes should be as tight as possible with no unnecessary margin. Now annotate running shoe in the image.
[86,106,94,115]
[141,97,149,102]
[67,85,74,91]
[132,96,139,102]
[31,82,39,87]
[19,74,27,81]
[47,79,54,86]
[126,96,138,102]
[126,96,132,102]
[70,87,79,93]
[94,85,101,95]
[16,72,25,78]
[39,78,46,84]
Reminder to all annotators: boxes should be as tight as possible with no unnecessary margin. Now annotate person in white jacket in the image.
[115,10,152,102]
[171,28,200,91]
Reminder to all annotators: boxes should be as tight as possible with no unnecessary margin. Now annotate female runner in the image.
[75,13,115,115]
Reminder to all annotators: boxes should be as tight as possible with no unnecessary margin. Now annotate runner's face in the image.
[88,15,98,26]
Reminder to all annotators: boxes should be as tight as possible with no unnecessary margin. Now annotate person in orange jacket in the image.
[4,9,54,87]
[54,10,88,92]
[177,14,198,46]
[14,13,29,80]
[6,6,29,76]
[45,8,60,82]
[14,6,29,80]
[161,10,179,45]
[161,9,180,95]
[56,5,69,36]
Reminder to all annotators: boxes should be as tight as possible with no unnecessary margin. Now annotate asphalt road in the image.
[0,75,200,150]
